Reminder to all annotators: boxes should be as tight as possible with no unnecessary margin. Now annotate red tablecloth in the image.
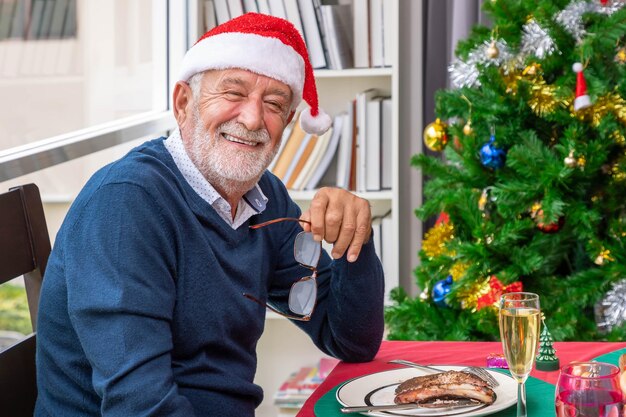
[296,340,626,417]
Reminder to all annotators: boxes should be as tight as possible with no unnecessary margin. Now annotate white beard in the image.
[186,106,280,195]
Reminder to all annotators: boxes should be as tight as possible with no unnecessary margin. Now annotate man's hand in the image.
[300,187,372,262]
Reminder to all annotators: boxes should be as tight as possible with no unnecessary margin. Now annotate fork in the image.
[388,359,500,387]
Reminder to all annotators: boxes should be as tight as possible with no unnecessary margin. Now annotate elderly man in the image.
[35,13,384,416]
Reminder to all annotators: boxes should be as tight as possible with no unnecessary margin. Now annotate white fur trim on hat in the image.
[300,108,332,136]
[179,32,305,105]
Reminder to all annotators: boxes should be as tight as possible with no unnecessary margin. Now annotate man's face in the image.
[181,69,294,188]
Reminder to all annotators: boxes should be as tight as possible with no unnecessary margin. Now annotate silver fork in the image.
[388,359,500,387]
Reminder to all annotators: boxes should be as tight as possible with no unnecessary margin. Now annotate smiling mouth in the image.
[222,133,259,146]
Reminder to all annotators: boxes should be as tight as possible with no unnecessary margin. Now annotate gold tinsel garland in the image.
[422,222,455,259]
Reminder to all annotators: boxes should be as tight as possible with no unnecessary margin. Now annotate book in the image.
[227,0,245,18]
[204,0,218,31]
[382,0,393,67]
[369,0,384,67]
[268,112,299,173]
[336,102,355,190]
[283,0,304,38]
[352,0,370,68]
[273,358,339,409]
[268,0,287,18]
[213,0,231,24]
[365,96,384,191]
[271,117,308,180]
[242,0,258,13]
[355,88,379,192]
[256,0,271,15]
[319,4,353,70]
[296,0,326,69]
[48,0,69,39]
[285,133,318,189]
[293,126,333,190]
[305,113,344,190]
[381,97,392,189]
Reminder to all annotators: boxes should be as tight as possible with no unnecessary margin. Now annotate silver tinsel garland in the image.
[595,279,626,333]
[521,19,557,59]
[556,0,625,42]
[448,39,513,89]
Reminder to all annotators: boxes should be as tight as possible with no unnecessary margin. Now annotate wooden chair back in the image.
[0,183,51,416]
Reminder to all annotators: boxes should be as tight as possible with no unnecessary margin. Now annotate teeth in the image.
[223,133,257,146]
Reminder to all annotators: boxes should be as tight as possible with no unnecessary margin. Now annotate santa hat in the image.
[178,13,331,135]
[572,62,591,111]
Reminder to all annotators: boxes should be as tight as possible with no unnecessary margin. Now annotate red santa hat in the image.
[178,13,331,135]
[572,62,591,111]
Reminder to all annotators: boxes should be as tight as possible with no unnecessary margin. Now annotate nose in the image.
[237,96,265,131]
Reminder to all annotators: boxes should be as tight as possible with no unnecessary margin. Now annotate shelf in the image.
[289,190,393,201]
[314,67,393,78]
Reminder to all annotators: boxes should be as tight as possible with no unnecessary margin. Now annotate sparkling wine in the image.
[498,307,540,380]
[555,389,623,417]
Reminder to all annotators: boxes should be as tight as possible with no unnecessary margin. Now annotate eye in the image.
[265,100,286,114]
[224,90,245,99]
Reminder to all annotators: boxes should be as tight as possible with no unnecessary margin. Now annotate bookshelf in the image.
[193,1,401,415]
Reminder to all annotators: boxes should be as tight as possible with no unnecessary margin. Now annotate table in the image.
[296,340,626,416]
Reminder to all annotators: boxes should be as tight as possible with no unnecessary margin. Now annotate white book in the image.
[355,88,378,192]
[382,0,393,67]
[204,0,218,31]
[305,113,344,190]
[372,221,383,264]
[257,0,271,14]
[283,0,305,38]
[227,0,245,17]
[268,0,287,18]
[352,0,370,68]
[365,96,383,191]
[292,126,333,190]
[242,0,259,12]
[319,5,353,70]
[296,0,327,69]
[369,0,384,67]
[282,133,313,186]
[335,105,354,189]
[381,97,392,189]
[214,0,231,24]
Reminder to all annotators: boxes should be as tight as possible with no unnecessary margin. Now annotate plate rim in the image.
[335,364,517,417]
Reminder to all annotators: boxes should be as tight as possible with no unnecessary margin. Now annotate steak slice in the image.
[394,370,496,405]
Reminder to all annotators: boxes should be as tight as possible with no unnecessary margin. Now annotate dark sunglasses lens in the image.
[288,278,317,315]
[294,232,320,267]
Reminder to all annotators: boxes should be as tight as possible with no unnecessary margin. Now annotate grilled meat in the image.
[394,370,496,405]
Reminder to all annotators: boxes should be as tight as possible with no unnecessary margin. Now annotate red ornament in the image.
[572,62,591,111]
[601,0,609,5]
[435,212,450,225]
[476,276,523,310]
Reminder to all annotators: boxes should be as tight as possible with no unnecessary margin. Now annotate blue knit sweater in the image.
[35,138,384,416]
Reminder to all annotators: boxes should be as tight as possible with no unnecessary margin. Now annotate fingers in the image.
[303,187,372,262]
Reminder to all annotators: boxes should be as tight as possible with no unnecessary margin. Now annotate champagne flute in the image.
[555,362,623,417]
[499,292,541,417]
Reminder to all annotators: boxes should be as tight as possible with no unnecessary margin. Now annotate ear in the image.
[173,81,193,129]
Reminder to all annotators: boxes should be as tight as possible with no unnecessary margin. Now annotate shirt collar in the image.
[163,129,267,228]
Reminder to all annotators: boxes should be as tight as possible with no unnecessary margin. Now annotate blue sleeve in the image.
[64,183,196,416]
[264,181,385,363]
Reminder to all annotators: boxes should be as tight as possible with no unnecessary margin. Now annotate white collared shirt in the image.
[164,129,267,229]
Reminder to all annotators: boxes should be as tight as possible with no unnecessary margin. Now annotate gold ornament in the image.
[422,222,455,259]
[463,120,473,136]
[486,40,499,59]
[423,118,449,151]
[594,249,614,266]
[564,150,577,168]
[577,155,587,169]
[616,46,626,64]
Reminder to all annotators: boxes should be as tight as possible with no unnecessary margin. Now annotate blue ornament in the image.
[432,275,454,307]
[480,134,506,169]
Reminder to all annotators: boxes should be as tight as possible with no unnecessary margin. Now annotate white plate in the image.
[336,365,517,417]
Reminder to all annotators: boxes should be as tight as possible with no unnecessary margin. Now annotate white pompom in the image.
[299,107,332,135]
[572,62,583,73]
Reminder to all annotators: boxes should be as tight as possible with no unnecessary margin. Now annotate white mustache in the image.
[218,121,270,145]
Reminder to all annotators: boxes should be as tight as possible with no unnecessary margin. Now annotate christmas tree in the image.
[385,0,626,342]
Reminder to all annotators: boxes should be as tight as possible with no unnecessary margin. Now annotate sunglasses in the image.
[243,217,321,321]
